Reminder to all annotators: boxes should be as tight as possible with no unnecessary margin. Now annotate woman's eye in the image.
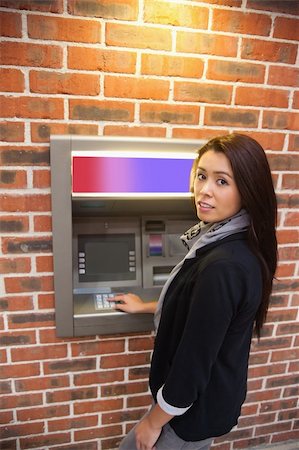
[217,178,228,186]
[197,173,206,181]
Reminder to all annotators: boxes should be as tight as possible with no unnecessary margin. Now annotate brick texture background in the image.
[0,1,298,449]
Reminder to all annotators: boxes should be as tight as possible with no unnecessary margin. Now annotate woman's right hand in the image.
[109,293,157,314]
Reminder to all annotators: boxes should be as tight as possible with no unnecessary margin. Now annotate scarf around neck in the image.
[154,209,250,329]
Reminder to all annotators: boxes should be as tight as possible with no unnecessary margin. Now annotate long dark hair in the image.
[192,134,277,337]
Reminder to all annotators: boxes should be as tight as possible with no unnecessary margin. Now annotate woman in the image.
[112,134,277,450]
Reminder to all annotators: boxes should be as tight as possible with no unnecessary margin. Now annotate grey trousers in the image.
[119,423,213,450]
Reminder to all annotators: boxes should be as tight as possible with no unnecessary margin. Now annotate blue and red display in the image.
[72,155,194,194]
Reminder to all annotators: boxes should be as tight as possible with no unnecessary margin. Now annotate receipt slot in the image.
[50,136,201,337]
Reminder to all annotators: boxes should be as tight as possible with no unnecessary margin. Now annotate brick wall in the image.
[0,0,298,449]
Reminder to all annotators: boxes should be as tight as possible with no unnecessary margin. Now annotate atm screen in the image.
[77,234,136,282]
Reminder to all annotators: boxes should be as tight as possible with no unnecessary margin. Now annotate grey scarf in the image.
[154,209,250,329]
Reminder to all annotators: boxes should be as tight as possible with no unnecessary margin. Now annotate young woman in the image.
[112,134,277,450]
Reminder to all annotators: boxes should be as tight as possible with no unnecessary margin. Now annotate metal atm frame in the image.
[50,135,202,337]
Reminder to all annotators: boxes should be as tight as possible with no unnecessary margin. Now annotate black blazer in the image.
[149,232,262,441]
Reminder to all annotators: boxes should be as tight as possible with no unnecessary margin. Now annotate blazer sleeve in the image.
[160,260,246,409]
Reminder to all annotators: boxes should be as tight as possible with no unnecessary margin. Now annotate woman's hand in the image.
[109,293,157,314]
[109,293,146,313]
[134,416,162,450]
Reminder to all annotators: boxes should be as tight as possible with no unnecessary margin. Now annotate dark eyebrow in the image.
[197,166,233,179]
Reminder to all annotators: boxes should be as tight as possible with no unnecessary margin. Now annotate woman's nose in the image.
[199,180,212,195]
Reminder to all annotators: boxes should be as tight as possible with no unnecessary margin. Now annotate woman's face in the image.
[193,150,242,223]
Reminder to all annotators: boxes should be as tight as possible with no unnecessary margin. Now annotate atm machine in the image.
[50,136,201,337]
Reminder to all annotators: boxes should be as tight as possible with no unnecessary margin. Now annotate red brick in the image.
[248,363,287,379]
[20,432,71,449]
[69,99,134,122]
[176,31,237,57]
[106,23,171,50]
[74,398,123,414]
[263,111,299,131]
[284,211,299,226]
[268,66,299,87]
[207,59,265,83]
[241,38,297,64]
[247,0,299,15]
[129,366,150,380]
[1,96,64,120]
[174,82,232,104]
[235,86,289,108]
[277,322,299,336]
[15,375,69,392]
[74,369,124,386]
[127,393,154,408]
[38,293,55,309]
[31,122,98,142]
[8,312,54,330]
[278,246,299,262]
[36,255,53,273]
[0,411,13,425]
[276,263,296,278]
[260,398,298,414]
[267,308,298,324]
[0,422,44,440]
[204,106,259,128]
[28,15,101,43]
[268,153,299,171]
[0,0,63,12]
[274,16,299,40]
[0,122,24,142]
[104,125,166,138]
[0,330,36,346]
[246,388,282,403]
[105,75,169,100]
[0,362,40,380]
[2,236,52,254]
[30,70,100,95]
[48,415,98,432]
[0,69,24,92]
[128,336,154,351]
[34,215,52,232]
[293,91,299,109]
[0,257,31,274]
[233,436,270,449]
[1,194,51,212]
[0,12,22,37]
[11,344,67,362]
[144,2,209,29]
[71,340,125,357]
[68,0,138,20]
[102,408,146,425]
[141,54,203,78]
[212,9,271,36]
[272,430,299,444]
[172,128,229,141]
[74,424,122,441]
[5,275,54,293]
[44,358,96,375]
[17,405,69,421]
[0,295,33,312]
[0,42,62,68]
[32,169,51,189]
[0,215,29,234]
[100,352,151,369]
[288,134,299,151]
[46,387,97,403]
[235,131,285,151]
[0,169,27,189]
[101,380,148,397]
[68,46,136,72]
[0,145,49,166]
[140,103,199,125]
